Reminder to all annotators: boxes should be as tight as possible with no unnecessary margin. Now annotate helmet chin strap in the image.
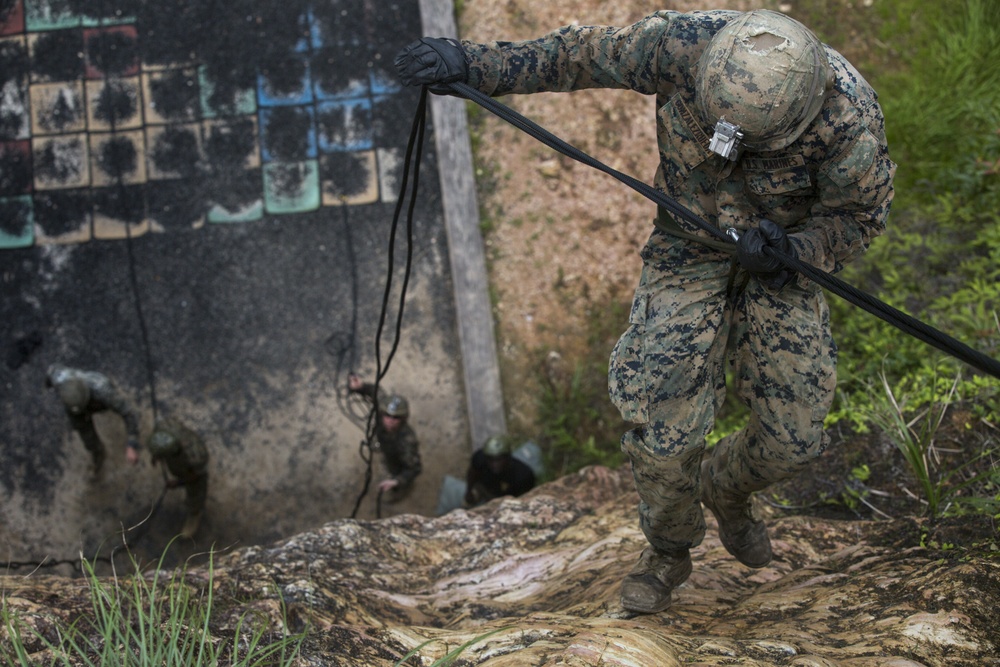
[709,117,744,161]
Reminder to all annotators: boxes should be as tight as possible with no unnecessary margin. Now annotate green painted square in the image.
[199,66,257,119]
[0,195,35,248]
[25,0,81,31]
[80,13,135,27]
[263,160,320,214]
[208,199,264,224]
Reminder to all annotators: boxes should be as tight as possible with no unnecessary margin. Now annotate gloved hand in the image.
[394,37,468,92]
[736,219,797,288]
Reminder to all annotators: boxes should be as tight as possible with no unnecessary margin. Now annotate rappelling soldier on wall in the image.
[46,364,141,473]
[147,418,209,540]
[348,373,422,504]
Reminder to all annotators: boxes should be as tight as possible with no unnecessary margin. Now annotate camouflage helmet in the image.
[695,10,833,153]
[148,429,180,457]
[482,435,511,457]
[58,379,90,412]
[383,394,409,418]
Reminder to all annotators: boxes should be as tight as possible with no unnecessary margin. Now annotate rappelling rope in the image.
[349,87,428,519]
[446,81,1000,381]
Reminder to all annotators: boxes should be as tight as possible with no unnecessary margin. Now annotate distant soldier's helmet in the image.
[482,435,511,457]
[58,379,90,413]
[695,10,833,153]
[383,395,409,418]
[148,430,180,457]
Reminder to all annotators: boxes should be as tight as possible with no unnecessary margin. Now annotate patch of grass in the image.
[859,367,1000,518]
[394,628,508,666]
[1,547,305,666]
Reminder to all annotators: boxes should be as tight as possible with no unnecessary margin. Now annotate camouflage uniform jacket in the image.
[46,364,140,442]
[462,10,895,279]
[150,418,208,484]
[352,383,422,489]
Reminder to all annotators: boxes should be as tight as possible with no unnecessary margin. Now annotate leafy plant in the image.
[536,359,625,480]
[827,0,1000,434]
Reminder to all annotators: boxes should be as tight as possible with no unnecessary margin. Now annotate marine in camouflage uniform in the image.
[147,418,209,539]
[395,9,895,613]
[348,375,423,501]
[46,364,141,472]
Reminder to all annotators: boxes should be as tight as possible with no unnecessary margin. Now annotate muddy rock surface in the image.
[3,465,997,666]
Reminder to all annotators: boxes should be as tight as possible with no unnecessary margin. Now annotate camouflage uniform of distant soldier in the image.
[348,374,422,501]
[396,8,895,614]
[465,435,536,507]
[46,364,141,472]
[147,418,208,539]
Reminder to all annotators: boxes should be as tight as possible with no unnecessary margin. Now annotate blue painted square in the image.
[259,105,316,162]
[295,9,313,53]
[369,68,401,96]
[316,99,371,153]
[311,44,369,101]
[257,55,313,107]
[0,195,34,248]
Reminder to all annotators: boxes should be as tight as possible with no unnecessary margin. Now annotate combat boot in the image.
[620,546,692,614]
[701,460,772,568]
[180,512,202,539]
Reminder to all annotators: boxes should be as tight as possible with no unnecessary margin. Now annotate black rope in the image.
[447,82,1000,381]
[326,202,370,429]
[349,87,428,519]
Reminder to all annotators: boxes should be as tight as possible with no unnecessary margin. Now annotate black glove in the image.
[394,37,468,92]
[736,219,797,288]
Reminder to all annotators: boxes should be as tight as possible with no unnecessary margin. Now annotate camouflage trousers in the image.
[69,411,106,467]
[182,474,208,515]
[609,237,837,553]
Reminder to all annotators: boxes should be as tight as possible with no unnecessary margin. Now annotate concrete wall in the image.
[0,0,483,571]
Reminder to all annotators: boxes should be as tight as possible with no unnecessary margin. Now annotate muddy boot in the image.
[180,512,202,539]
[701,460,771,568]
[620,546,692,614]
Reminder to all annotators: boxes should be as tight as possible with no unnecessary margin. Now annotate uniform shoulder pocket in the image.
[822,128,878,188]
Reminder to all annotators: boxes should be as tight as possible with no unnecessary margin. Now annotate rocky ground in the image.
[2,465,997,665]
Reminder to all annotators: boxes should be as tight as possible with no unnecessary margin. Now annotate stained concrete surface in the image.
[0,0,484,573]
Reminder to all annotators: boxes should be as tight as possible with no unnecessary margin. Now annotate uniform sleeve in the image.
[509,461,536,497]
[178,423,209,477]
[352,382,388,409]
[463,12,681,97]
[90,376,141,442]
[183,434,209,475]
[790,80,896,276]
[393,429,422,488]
